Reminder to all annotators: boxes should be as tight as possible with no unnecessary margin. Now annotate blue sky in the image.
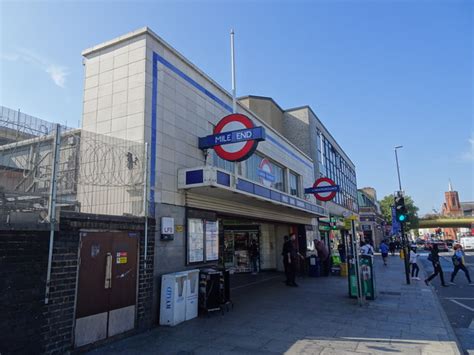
[1,0,472,215]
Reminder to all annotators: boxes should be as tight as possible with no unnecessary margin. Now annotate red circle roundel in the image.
[213,114,259,162]
[313,177,337,201]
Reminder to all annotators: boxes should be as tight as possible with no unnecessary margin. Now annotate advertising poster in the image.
[188,218,204,263]
[205,221,219,261]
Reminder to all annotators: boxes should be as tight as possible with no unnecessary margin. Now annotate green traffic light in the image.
[399,215,406,222]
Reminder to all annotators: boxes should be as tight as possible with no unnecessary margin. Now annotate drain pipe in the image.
[45,124,61,304]
[142,142,149,272]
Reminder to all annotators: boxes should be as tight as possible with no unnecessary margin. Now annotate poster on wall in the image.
[205,221,219,261]
[188,218,204,263]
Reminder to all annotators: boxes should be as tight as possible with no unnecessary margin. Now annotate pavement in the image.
[88,254,461,355]
[419,251,474,354]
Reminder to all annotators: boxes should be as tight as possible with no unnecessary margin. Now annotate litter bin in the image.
[159,272,187,326]
[360,255,376,300]
[308,255,320,277]
[185,269,200,320]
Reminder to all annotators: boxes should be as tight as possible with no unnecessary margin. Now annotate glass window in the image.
[245,153,286,192]
[289,171,300,197]
[212,150,235,173]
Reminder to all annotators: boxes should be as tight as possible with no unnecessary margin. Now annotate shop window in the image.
[289,171,300,197]
[187,218,219,264]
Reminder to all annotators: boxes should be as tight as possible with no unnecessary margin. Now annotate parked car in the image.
[445,239,455,248]
[424,240,449,252]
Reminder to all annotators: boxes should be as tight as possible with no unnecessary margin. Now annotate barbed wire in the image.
[0,105,146,218]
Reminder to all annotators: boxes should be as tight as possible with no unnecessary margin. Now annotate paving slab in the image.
[87,253,461,354]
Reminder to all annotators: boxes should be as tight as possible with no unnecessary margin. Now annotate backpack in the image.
[452,253,460,266]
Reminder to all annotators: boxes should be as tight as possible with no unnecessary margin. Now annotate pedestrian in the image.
[337,242,346,263]
[450,244,473,285]
[409,246,420,280]
[389,240,396,256]
[249,239,259,275]
[379,240,389,266]
[360,241,374,256]
[316,239,330,276]
[282,235,291,285]
[286,234,298,286]
[425,244,448,287]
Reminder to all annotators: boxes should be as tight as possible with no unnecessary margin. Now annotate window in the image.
[212,150,235,173]
[245,153,286,192]
[289,171,300,197]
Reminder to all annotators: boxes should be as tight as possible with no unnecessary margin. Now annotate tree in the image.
[379,194,419,230]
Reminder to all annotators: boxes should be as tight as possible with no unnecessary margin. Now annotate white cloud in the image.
[462,135,474,161]
[1,48,69,88]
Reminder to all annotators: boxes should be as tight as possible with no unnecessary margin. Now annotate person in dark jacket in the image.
[282,235,291,285]
[282,235,298,286]
[425,244,448,287]
[337,242,346,263]
[389,241,396,256]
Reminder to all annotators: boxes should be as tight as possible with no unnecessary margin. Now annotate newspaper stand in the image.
[198,268,222,315]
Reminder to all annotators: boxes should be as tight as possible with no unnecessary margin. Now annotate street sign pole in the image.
[401,221,410,285]
[351,219,364,306]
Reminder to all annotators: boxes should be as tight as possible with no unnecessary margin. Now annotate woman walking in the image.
[424,244,448,287]
[450,244,473,285]
[409,246,420,280]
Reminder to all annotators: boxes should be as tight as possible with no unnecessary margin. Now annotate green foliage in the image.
[379,194,419,230]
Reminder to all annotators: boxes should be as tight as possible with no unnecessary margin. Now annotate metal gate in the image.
[74,231,138,348]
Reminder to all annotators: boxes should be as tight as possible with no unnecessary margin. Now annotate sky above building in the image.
[1,0,472,215]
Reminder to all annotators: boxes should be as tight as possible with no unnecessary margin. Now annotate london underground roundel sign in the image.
[308,177,340,201]
[198,113,266,162]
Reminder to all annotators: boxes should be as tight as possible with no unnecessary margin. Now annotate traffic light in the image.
[394,196,408,223]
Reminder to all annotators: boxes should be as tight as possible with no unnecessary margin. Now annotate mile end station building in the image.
[80,26,359,325]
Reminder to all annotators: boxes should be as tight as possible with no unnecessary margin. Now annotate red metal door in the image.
[75,231,138,347]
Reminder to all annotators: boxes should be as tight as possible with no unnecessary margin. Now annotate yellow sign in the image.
[175,225,184,233]
[347,215,358,221]
[344,219,352,230]
[116,252,127,264]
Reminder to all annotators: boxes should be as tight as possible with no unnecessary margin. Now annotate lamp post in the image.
[394,145,410,284]
[394,145,403,192]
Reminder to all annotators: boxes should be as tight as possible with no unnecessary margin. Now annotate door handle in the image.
[104,252,112,289]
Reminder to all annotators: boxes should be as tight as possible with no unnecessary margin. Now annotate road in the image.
[419,250,474,354]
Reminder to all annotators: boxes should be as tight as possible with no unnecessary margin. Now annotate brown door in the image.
[74,231,138,348]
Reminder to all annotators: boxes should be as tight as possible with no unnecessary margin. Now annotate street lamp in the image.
[394,145,403,192]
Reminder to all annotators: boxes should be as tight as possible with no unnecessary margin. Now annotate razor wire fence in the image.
[0,105,146,224]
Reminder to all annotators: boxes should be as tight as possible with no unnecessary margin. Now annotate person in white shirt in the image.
[360,241,374,256]
[409,246,420,280]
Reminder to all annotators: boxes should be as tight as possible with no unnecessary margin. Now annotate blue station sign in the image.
[199,126,265,150]
[304,185,340,194]
[199,113,266,162]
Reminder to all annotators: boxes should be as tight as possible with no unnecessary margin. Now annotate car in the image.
[424,240,449,252]
[445,239,455,248]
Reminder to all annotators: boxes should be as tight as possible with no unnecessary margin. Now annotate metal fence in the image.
[0,105,146,224]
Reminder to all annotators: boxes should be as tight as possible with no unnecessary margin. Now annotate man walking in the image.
[450,244,473,285]
[380,240,389,266]
[425,244,448,287]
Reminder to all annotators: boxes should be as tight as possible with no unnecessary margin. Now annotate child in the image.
[409,246,420,280]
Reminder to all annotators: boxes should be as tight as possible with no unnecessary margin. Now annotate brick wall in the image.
[0,213,156,354]
[0,230,49,354]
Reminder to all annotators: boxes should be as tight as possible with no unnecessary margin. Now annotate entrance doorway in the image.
[74,231,138,348]
[222,225,260,273]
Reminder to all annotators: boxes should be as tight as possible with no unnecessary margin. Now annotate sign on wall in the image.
[305,177,340,201]
[257,158,275,187]
[199,114,266,162]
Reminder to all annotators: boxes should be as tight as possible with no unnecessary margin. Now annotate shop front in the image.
[179,166,327,275]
